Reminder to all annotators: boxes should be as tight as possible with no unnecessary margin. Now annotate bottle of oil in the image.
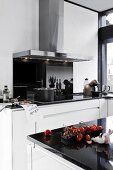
[56,79,59,90]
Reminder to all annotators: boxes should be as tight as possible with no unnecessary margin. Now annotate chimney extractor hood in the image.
[13,0,93,62]
[13,50,93,62]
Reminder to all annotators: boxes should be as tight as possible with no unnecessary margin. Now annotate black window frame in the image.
[98,9,113,90]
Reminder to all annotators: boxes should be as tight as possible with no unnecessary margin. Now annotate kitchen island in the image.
[28,116,113,170]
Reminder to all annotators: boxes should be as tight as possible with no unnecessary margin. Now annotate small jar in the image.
[3,85,10,103]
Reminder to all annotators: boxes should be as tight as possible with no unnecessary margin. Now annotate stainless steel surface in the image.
[13,0,93,62]
[34,88,54,102]
[39,0,64,52]
[102,85,110,95]
[13,50,93,62]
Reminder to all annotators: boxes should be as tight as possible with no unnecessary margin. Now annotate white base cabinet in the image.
[0,104,36,170]
[30,146,83,170]
[99,99,108,118]
[36,99,100,132]
[108,99,113,116]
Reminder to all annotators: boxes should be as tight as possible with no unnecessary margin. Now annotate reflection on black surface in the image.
[34,94,100,105]
[29,117,113,170]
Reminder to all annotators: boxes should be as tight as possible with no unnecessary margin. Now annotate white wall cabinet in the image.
[36,99,100,132]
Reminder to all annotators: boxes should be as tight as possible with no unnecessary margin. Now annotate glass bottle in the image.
[56,79,59,90]
[59,79,62,91]
[83,78,89,96]
[3,85,10,103]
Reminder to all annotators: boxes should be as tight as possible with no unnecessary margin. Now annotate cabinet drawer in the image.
[37,99,99,118]
[36,107,100,132]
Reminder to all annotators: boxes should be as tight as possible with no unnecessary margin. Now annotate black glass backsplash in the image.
[13,58,73,100]
[13,59,46,99]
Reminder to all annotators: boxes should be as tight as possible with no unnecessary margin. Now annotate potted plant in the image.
[48,76,56,88]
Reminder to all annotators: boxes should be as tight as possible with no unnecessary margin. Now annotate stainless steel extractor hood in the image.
[13,50,93,62]
[13,0,93,62]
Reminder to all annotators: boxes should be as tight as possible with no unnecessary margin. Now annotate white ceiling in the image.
[69,0,113,12]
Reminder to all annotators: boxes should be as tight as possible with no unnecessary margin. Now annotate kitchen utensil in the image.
[48,76,56,88]
[102,85,110,95]
[91,91,100,97]
[83,84,92,96]
[83,80,99,97]
[63,79,72,95]
[34,88,54,102]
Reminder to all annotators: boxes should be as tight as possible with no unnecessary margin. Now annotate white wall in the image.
[64,2,98,93]
[46,65,73,89]
[0,0,39,96]
[0,1,98,95]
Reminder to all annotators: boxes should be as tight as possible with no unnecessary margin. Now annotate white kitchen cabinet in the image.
[36,99,100,132]
[30,146,83,170]
[0,104,36,170]
[107,99,113,116]
[12,108,28,170]
[99,99,108,118]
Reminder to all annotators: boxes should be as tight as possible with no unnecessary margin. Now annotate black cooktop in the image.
[34,94,101,105]
[28,116,113,170]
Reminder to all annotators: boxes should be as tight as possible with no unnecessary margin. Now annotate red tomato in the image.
[73,128,78,134]
[77,128,80,133]
[79,127,85,133]
[85,134,91,141]
[90,125,97,131]
[85,126,90,132]
[68,127,74,132]
[92,124,97,128]
[44,129,52,136]
[97,125,103,130]
[76,133,83,142]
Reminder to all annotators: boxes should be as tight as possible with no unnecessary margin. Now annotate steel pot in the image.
[34,88,54,102]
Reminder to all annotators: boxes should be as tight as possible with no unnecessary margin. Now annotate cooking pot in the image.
[34,88,54,102]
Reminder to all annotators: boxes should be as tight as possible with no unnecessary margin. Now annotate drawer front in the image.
[37,99,100,117]
[36,107,100,132]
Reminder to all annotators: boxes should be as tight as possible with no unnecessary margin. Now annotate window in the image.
[106,13,113,25]
[98,10,113,89]
[107,43,113,92]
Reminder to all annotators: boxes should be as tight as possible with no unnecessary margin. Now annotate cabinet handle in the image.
[43,106,100,118]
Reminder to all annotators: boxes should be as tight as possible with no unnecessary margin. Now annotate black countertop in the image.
[33,93,113,106]
[34,94,102,106]
[28,116,113,170]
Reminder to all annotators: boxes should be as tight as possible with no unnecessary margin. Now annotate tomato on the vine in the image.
[90,125,97,131]
[85,126,90,132]
[79,127,85,133]
[85,134,91,141]
[73,128,78,134]
[97,125,103,130]
[76,133,83,142]
[44,129,52,136]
